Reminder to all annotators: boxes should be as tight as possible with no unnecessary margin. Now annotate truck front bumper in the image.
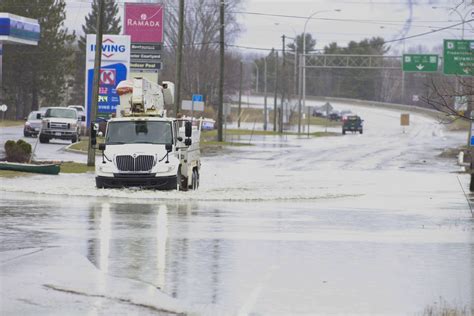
[41,129,76,139]
[96,174,177,190]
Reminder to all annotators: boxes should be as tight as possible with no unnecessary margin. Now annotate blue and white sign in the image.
[85,34,130,125]
[0,13,40,45]
[192,94,203,102]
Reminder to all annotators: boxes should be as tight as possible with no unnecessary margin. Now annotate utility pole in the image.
[280,35,285,133]
[217,0,225,141]
[238,61,242,128]
[273,50,278,132]
[298,52,302,134]
[175,0,184,115]
[87,0,104,167]
[264,57,268,131]
[468,77,474,191]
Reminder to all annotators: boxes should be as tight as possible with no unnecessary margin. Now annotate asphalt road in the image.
[0,102,473,315]
[0,124,86,163]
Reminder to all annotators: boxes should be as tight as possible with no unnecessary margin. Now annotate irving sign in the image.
[85,35,130,124]
[124,3,164,43]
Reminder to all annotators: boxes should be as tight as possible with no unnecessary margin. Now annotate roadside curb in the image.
[64,144,87,155]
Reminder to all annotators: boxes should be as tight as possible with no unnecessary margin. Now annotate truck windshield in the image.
[106,121,173,145]
[45,108,77,119]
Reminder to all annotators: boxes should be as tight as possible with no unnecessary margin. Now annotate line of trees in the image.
[0,0,466,120]
[249,35,466,115]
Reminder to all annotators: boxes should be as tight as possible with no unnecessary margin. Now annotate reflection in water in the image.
[99,202,111,274]
[157,204,168,290]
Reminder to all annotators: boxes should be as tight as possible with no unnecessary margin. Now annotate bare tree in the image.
[161,0,243,113]
[421,76,473,122]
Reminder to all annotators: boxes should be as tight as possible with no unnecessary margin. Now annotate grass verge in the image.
[0,161,94,178]
[0,120,24,127]
[60,162,95,173]
[0,170,33,178]
[67,137,103,154]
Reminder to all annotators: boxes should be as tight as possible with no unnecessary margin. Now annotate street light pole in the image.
[251,62,259,94]
[300,9,340,134]
[264,57,268,131]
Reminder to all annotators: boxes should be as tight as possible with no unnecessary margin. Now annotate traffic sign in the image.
[0,104,7,112]
[402,54,438,72]
[182,100,204,112]
[192,94,203,102]
[443,39,474,76]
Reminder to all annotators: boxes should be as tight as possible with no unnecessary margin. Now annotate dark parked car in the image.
[342,115,363,134]
[24,111,42,137]
[328,111,341,121]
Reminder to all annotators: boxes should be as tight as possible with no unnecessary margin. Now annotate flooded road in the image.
[1,102,473,315]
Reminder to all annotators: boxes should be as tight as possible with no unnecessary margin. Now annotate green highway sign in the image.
[443,39,474,76]
[402,54,438,72]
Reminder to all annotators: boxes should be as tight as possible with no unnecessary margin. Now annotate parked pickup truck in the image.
[39,107,83,143]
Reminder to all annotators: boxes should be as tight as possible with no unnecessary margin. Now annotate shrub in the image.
[5,139,32,163]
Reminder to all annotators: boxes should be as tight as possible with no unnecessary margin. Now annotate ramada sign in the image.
[125,3,164,43]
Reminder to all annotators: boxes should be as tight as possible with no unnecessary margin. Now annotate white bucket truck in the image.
[92,77,201,190]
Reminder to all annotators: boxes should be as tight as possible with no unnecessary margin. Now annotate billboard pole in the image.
[175,0,184,115]
[87,0,104,167]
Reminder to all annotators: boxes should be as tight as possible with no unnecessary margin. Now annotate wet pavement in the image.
[1,102,473,315]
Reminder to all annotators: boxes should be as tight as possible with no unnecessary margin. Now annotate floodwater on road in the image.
[1,103,473,315]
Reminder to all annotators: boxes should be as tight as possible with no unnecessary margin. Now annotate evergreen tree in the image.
[0,0,75,119]
[70,0,121,105]
[287,33,316,54]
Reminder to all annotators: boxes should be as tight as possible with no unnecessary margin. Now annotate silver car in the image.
[23,111,43,137]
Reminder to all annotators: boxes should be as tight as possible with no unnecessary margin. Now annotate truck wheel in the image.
[95,178,105,189]
[191,169,199,190]
[360,130,363,134]
[176,169,181,191]
[342,130,346,135]
[176,168,188,191]
[39,134,49,143]
[195,169,200,189]
[71,135,78,143]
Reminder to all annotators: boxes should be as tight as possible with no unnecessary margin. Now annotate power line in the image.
[384,19,473,44]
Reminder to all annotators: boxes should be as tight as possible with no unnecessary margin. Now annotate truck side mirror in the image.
[165,143,172,152]
[90,122,97,146]
[36,113,42,119]
[98,143,106,151]
[185,121,192,137]
[184,138,192,146]
[81,116,86,122]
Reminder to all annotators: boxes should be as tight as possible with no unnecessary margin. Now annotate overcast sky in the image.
[65,0,473,55]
